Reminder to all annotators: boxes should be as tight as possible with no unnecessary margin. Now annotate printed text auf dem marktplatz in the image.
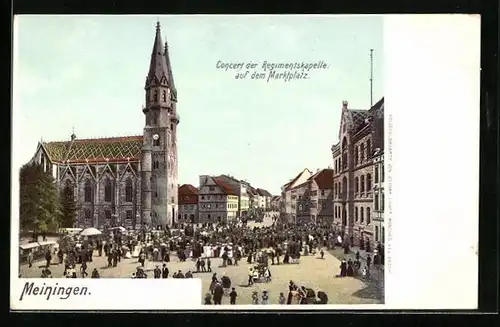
[216,60,328,82]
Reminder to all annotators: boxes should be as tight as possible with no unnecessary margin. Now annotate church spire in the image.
[164,40,176,100]
[146,21,169,88]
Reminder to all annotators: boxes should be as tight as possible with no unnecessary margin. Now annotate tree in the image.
[19,163,61,232]
[59,184,77,228]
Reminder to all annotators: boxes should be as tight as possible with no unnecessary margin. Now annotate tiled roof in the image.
[178,184,199,195]
[271,196,281,202]
[256,188,272,197]
[213,177,238,196]
[284,169,311,190]
[247,187,258,196]
[349,109,369,133]
[312,169,334,189]
[43,136,143,164]
[178,184,198,205]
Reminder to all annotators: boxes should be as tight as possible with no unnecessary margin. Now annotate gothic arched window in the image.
[354,146,358,165]
[84,179,92,203]
[65,180,74,198]
[355,177,359,193]
[360,175,365,193]
[104,179,112,202]
[153,90,158,102]
[341,176,347,198]
[360,143,365,162]
[366,207,371,224]
[375,165,379,183]
[360,207,364,223]
[162,90,166,102]
[355,207,359,222]
[366,173,372,192]
[125,178,133,202]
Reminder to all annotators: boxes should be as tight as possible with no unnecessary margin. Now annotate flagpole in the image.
[370,49,374,108]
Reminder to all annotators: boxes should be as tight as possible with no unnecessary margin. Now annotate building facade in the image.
[28,23,179,229]
[270,196,281,211]
[280,168,313,223]
[256,188,273,209]
[331,98,384,247]
[178,184,199,224]
[214,175,250,218]
[309,169,334,224]
[198,175,239,223]
[285,169,333,224]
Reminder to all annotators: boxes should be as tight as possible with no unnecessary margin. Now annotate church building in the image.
[27,23,179,229]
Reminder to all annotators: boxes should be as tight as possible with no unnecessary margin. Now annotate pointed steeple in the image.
[164,41,175,90]
[146,22,169,88]
[164,40,177,101]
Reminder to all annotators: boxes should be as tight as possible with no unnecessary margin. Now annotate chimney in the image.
[342,101,348,109]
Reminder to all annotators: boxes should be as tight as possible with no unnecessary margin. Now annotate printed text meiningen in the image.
[19,282,90,301]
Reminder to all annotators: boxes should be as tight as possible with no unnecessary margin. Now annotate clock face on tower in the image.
[153,134,159,140]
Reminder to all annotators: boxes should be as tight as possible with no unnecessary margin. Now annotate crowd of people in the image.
[21,211,384,305]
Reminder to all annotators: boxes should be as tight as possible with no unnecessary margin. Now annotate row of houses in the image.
[279,98,385,247]
[177,174,274,224]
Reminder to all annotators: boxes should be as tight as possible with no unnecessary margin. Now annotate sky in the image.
[13,15,384,195]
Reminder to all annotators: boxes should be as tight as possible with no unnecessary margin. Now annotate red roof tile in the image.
[213,177,238,196]
[178,184,199,205]
[313,169,334,189]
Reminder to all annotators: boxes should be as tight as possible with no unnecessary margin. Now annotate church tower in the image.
[141,22,179,227]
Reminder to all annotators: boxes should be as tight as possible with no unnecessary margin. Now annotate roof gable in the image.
[178,184,199,195]
[213,177,238,195]
[312,169,334,189]
[43,136,143,164]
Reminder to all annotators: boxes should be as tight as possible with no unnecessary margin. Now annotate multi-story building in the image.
[309,169,334,224]
[247,186,258,209]
[280,168,313,223]
[292,181,311,223]
[331,98,384,247]
[178,184,199,224]
[198,175,239,223]
[372,149,385,245]
[214,175,250,218]
[270,196,281,211]
[27,23,179,229]
[286,169,334,223]
[256,188,273,209]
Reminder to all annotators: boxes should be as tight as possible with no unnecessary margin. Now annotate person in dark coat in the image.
[340,259,347,277]
[213,282,223,305]
[346,261,354,277]
[162,264,169,278]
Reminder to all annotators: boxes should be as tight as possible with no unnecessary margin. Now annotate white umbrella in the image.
[80,227,102,236]
[110,226,127,233]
